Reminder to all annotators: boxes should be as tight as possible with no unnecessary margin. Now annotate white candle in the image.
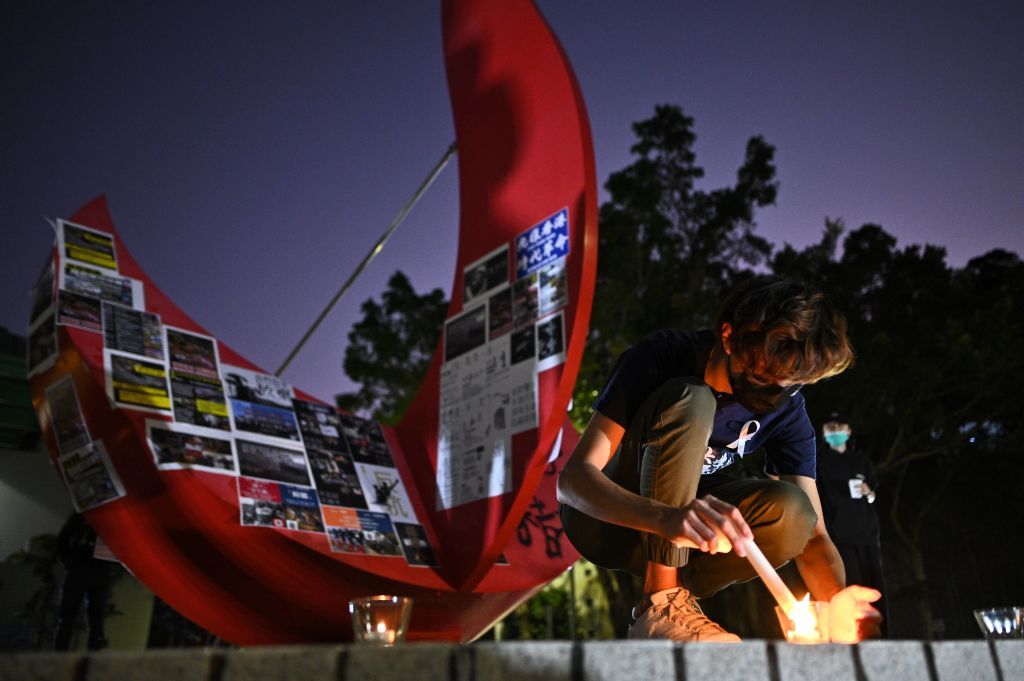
[739,538,798,614]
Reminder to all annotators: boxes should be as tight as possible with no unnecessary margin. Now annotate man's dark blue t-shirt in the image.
[593,329,817,478]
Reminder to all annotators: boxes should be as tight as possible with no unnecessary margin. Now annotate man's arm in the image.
[783,474,882,641]
[782,475,845,600]
[557,412,751,554]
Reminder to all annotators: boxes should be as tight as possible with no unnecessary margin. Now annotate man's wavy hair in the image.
[715,277,854,385]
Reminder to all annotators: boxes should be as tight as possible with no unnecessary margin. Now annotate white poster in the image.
[435,333,534,509]
[355,462,417,523]
[27,308,58,377]
[59,262,145,311]
[146,419,237,475]
[104,350,172,415]
[58,219,119,273]
[223,364,301,443]
[57,441,126,512]
[45,375,91,455]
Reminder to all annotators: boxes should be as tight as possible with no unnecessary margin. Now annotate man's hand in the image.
[661,494,753,556]
[828,585,882,642]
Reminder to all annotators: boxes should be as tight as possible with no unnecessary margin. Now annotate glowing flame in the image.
[786,594,822,642]
[376,622,388,634]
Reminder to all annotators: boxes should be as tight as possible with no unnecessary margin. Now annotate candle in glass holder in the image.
[348,595,413,645]
[775,595,829,644]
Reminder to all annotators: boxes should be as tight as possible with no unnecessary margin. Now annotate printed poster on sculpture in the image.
[436,331,536,510]
[102,303,164,359]
[46,375,91,455]
[223,365,301,442]
[57,441,126,512]
[514,207,569,279]
[58,220,119,273]
[146,420,236,475]
[166,328,230,431]
[59,262,144,311]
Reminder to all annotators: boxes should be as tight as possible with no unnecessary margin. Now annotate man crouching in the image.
[557,278,881,641]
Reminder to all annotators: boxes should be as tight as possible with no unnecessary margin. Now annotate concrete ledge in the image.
[2,641,1022,681]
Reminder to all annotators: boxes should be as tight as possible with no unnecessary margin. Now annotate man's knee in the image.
[647,377,716,426]
[757,482,817,559]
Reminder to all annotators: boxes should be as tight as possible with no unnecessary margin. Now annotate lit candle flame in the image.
[786,594,822,642]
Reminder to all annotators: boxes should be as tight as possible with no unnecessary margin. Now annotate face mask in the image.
[824,432,850,448]
[726,353,802,415]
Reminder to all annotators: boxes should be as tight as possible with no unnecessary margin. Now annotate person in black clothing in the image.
[54,512,113,650]
[816,413,889,635]
[558,278,881,642]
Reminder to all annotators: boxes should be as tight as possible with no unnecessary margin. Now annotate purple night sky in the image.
[3,2,1021,404]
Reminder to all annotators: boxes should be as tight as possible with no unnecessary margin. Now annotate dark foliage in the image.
[335,271,448,424]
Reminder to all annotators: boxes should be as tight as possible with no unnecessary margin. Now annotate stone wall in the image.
[3,640,1023,681]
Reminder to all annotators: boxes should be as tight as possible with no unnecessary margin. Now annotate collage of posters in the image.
[436,208,571,510]
[34,218,437,567]
[318,414,435,565]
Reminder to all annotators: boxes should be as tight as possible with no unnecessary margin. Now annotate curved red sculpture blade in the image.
[28,0,596,644]
[397,0,598,590]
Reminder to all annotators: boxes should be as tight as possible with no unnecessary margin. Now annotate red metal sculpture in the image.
[28,0,597,643]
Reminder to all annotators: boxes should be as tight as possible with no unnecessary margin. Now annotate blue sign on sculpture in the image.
[515,207,570,279]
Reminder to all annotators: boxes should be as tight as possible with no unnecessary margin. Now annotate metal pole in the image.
[275,142,457,377]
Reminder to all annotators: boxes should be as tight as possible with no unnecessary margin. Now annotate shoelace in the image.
[663,590,730,634]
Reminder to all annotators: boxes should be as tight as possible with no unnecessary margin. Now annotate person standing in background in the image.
[54,513,113,650]
[816,413,889,636]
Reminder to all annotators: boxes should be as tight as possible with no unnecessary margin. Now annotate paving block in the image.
[683,641,771,681]
[0,652,84,681]
[774,643,856,681]
[994,640,1024,681]
[221,645,342,681]
[856,641,930,681]
[581,640,674,681]
[86,649,219,681]
[344,643,453,681]
[930,641,997,681]
[472,642,572,681]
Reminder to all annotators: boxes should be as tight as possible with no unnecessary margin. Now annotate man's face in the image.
[726,350,803,414]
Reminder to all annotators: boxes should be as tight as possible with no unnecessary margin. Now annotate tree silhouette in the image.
[574,104,778,427]
[335,271,447,424]
[774,224,1024,638]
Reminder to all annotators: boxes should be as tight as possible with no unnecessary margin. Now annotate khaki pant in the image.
[561,377,817,597]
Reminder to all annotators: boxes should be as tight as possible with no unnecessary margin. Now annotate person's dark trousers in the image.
[562,377,817,597]
[54,565,110,650]
[836,542,889,637]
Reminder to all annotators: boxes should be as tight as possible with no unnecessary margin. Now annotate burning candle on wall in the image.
[739,538,828,643]
[777,595,830,644]
[348,595,413,645]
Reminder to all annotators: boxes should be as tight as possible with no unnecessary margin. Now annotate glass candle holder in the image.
[974,607,1024,640]
[775,601,830,644]
[349,595,413,645]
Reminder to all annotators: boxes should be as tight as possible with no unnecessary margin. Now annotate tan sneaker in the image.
[627,587,741,642]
